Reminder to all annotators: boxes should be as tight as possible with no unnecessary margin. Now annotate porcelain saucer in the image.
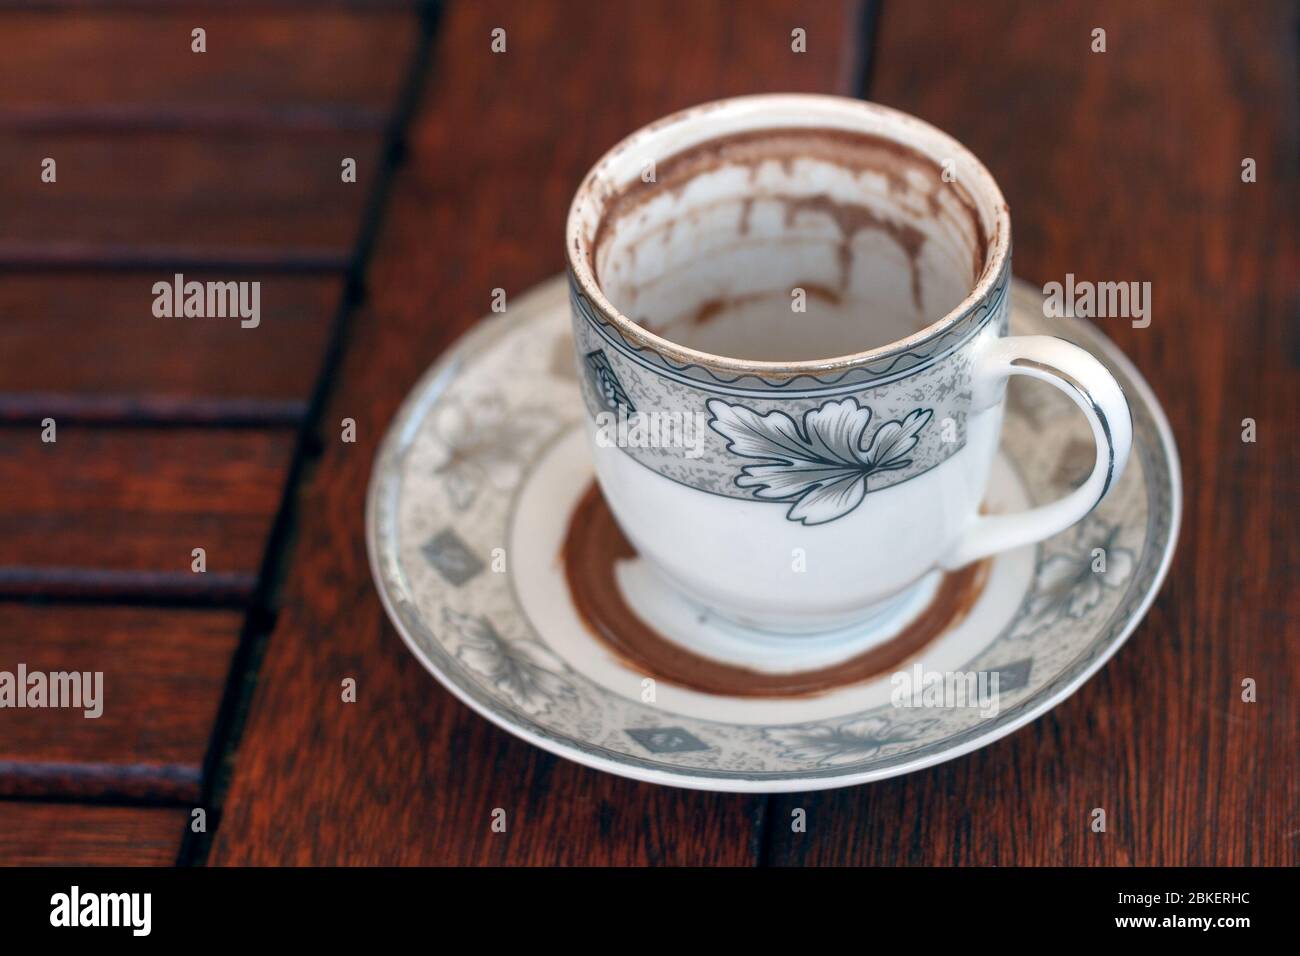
[366,277,1180,792]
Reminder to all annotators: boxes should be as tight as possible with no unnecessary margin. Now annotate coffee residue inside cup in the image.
[587,127,991,362]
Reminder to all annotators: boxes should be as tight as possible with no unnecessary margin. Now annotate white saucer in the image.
[367,277,1180,792]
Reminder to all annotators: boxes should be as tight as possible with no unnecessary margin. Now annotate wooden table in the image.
[0,0,1294,867]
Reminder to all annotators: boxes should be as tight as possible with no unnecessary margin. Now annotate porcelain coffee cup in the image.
[565,94,1132,636]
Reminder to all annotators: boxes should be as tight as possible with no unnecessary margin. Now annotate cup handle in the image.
[940,335,1134,569]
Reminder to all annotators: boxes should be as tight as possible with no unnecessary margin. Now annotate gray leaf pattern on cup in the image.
[706,397,933,524]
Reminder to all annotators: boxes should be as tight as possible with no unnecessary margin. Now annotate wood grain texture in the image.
[0,427,294,601]
[0,605,241,801]
[764,0,1299,866]
[0,274,341,424]
[209,0,860,865]
[0,10,417,130]
[0,803,185,866]
[0,133,379,267]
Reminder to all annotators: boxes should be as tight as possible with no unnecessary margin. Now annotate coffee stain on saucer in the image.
[561,482,988,699]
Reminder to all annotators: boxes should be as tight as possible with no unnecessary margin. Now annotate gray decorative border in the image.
[568,258,1011,393]
[568,265,1011,502]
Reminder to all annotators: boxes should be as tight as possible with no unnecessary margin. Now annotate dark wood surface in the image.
[0,2,415,863]
[0,427,293,601]
[0,133,380,267]
[0,274,341,424]
[2,0,1295,866]
[0,804,187,866]
[0,606,241,801]
[0,10,417,130]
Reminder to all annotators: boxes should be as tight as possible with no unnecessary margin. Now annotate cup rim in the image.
[565,93,1011,378]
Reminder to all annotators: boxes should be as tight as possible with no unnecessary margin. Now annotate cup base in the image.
[616,559,945,675]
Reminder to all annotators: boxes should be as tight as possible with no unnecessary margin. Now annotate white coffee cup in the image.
[566,94,1131,637]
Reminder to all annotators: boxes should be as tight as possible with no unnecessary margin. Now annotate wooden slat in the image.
[209,0,861,865]
[0,605,241,800]
[0,1,421,7]
[0,133,380,267]
[0,274,341,424]
[764,0,1300,866]
[0,803,185,866]
[0,427,294,601]
[0,10,418,130]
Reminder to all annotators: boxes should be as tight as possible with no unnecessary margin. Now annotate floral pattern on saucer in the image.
[765,715,943,767]
[1013,515,1137,638]
[444,608,577,717]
